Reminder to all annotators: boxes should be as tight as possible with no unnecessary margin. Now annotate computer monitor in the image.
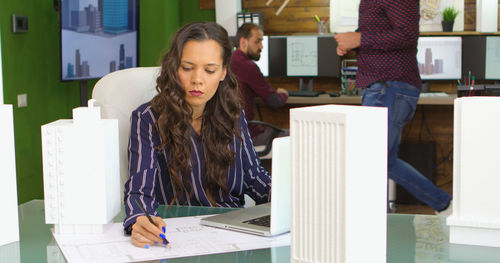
[268,35,340,93]
[269,35,340,78]
[462,36,486,80]
[254,36,269,77]
[485,36,500,80]
[269,36,286,77]
[417,37,462,80]
[317,36,340,77]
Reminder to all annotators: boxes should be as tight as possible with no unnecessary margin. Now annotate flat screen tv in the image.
[60,0,139,81]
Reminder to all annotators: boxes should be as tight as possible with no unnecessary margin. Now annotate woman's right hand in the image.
[130,215,168,248]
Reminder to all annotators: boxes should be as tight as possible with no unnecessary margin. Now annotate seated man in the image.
[231,23,288,145]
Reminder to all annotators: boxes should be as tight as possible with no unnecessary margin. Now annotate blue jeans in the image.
[362,81,451,211]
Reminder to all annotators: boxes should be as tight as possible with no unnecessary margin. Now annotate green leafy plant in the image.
[442,7,459,22]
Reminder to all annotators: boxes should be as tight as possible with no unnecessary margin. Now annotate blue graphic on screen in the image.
[61,0,138,81]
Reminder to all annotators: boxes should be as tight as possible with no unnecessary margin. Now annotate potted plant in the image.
[442,7,459,32]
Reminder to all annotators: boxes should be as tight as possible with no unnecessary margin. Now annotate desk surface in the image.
[3,200,500,262]
[286,93,457,105]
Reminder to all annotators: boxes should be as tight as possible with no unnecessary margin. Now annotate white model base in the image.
[448,223,500,248]
[54,223,114,235]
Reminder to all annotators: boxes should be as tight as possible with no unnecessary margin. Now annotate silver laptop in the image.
[200,136,291,236]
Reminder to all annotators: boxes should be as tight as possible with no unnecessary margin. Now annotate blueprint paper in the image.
[52,215,290,263]
[286,36,318,76]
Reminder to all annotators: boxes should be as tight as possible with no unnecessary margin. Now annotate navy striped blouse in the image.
[123,102,272,229]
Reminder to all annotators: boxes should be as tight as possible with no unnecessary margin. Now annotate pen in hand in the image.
[134,198,171,247]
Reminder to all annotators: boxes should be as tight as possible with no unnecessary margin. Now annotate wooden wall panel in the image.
[464,0,476,31]
[200,0,215,10]
[244,0,329,8]
[244,0,329,34]
[246,7,330,34]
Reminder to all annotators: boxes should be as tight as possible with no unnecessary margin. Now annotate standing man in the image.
[231,23,288,145]
[334,1,452,213]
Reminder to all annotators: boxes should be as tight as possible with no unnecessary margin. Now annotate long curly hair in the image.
[151,22,242,206]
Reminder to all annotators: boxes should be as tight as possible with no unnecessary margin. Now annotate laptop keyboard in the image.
[242,215,271,227]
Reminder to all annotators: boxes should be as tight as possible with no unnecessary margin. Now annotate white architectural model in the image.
[0,105,20,246]
[41,100,120,234]
[290,105,387,263]
[447,97,500,247]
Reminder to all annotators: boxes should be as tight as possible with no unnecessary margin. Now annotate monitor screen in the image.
[269,36,287,77]
[286,36,318,76]
[485,36,500,80]
[417,37,462,80]
[268,35,339,78]
[60,0,139,81]
[462,36,486,80]
[254,36,269,77]
[318,36,340,77]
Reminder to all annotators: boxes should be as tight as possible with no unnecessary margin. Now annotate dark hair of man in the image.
[151,22,242,206]
[235,23,262,48]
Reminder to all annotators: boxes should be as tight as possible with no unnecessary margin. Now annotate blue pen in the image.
[134,198,171,247]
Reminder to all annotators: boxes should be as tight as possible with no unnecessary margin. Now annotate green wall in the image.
[180,0,216,26]
[0,0,214,204]
[139,0,180,66]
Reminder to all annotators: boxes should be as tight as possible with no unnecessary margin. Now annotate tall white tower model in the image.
[290,105,387,263]
[41,100,120,234]
[0,104,20,246]
[447,97,500,247]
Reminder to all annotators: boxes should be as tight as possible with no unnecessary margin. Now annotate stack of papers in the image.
[53,215,290,263]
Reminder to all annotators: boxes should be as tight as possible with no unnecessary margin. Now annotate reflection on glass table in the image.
[4,200,500,262]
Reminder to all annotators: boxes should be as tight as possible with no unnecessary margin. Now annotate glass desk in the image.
[2,200,500,262]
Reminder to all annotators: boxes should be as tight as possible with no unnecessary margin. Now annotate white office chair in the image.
[92,67,160,200]
[92,67,256,207]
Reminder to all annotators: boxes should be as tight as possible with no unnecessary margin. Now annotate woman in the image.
[123,22,271,248]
